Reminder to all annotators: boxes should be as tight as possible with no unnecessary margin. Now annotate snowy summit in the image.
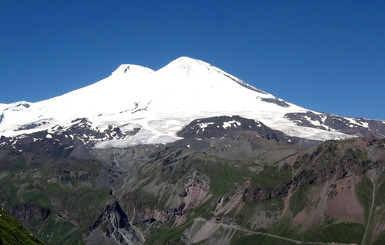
[0,57,380,147]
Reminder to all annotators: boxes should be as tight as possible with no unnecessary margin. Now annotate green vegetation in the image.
[303,222,364,243]
[356,175,373,222]
[250,164,291,188]
[269,218,299,240]
[345,148,368,162]
[235,197,284,229]
[202,158,253,196]
[0,206,45,245]
[373,231,385,245]
[0,152,113,245]
[36,215,86,245]
[289,183,313,217]
[146,223,190,245]
[190,195,216,219]
[127,189,161,210]
[375,173,385,206]
[231,232,294,245]
[2,135,385,244]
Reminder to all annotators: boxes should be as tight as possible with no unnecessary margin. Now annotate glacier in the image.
[0,56,355,147]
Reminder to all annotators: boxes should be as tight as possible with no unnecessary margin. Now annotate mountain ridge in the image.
[1,57,384,146]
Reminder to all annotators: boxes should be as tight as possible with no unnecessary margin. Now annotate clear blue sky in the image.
[1,0,384,120]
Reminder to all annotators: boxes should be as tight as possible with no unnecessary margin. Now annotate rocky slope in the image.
[1,115,385,244]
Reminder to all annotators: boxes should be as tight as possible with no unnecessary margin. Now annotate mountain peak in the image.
[111,64,154,76]
[172,56,205,65]
[2,57,384,146]
[159,56,215,76]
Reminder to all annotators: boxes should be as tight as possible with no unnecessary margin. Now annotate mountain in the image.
[1,57,384,147]
[1,57,385,245]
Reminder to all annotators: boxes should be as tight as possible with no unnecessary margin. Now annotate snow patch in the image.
[346,118,369,128]
[198,122,214,129]
[223,120,241,129]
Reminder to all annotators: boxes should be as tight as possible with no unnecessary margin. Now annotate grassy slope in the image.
[2,137,385,244]
[0,206,45,245]
[141,138,385,245]
[0,152,113,245]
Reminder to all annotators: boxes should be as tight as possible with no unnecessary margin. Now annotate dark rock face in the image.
[285,111,385,138]
[291,139,385,187]
[0,118,141,159]
[177,115,320,147]
[9,204,51,221]
[285,111,328,130]
[16,121,49,131]
[177,115,260,139]
[0,113,5,124]
[88,201,145,245]
[91,201,129,231]
[173,138,211,150]
[261,97,290,107]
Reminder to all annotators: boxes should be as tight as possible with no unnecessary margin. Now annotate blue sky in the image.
[1,0,384,120]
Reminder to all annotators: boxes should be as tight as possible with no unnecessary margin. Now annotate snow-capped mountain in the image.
[1,57,384,147]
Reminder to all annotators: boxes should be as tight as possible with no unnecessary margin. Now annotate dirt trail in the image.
[194,217,356,245]
[361,176,376,245]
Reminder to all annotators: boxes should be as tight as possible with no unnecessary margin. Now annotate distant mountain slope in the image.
[1,114,385,244]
